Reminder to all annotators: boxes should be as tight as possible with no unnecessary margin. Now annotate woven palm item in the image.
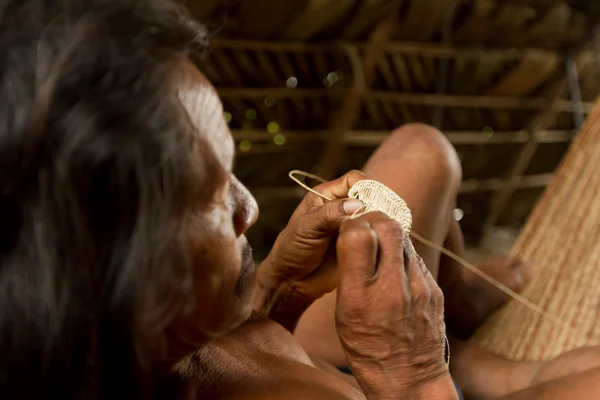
[348,180,413,233]
[472,102,600,361]
[348,180,418,260]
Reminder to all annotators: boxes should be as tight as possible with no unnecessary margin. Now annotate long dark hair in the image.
[0,0,213,398]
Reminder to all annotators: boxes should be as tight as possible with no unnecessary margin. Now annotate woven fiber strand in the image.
[473,102,600,361]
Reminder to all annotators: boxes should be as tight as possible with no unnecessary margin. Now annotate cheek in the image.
[184,209,247,334]
[189,208,240,289]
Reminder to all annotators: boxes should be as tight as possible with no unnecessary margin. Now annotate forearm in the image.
[360,373,459,400]
[253,261,312,333]
[412,374,460,400]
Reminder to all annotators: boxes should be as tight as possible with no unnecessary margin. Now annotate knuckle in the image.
[431,285,444,306]
[293,213,319,237]
[370,215,404,238]
[335,302,364,327]
[412,284,431,304]
[338,224,375,247]
[321,200,343,221]
[386,295,407,315]
[312,181,328,194]
[346,169,366,181]
[304,191,326,208]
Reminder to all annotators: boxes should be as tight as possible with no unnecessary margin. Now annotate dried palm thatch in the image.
[474,100,600,361]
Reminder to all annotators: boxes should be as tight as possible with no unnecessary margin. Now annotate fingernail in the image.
[343,199,365,215]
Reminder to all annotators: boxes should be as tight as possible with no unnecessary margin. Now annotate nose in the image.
[229,175,259,237]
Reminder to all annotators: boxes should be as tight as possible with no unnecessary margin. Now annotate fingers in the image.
[315,170,366,202]
[337,212,442,306]
[292,170,366,217]
[337,218,378,296]
[289,198,364,241]
[405,253,432,303]
[360,212,409,287]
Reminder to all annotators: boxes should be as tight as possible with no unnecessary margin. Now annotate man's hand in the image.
[335,212,457,400]
[254,170,366,330]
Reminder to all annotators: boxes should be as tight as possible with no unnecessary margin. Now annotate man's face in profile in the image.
[169,59,259,345]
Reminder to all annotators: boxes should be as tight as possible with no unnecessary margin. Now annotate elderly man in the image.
[2,1,600,399]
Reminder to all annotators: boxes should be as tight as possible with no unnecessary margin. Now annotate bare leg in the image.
[450,339,600,399]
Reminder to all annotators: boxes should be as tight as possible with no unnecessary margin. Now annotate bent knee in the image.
[379,123,462,189]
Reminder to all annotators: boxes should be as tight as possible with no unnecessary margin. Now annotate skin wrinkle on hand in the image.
[289,169,577,344]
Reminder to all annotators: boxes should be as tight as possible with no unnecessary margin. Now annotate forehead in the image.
[175,60,234,169]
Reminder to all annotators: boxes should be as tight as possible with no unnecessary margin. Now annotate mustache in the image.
[234,242,255,298]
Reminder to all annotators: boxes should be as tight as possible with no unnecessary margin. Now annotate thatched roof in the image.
[186,0,600,258]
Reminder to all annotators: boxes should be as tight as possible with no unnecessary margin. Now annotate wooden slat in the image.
[211,51,244,85]
[376,54,399,89]
[231,129,574,145]
[394,0,449,41]
[217,87,595,112]
[293,53,314,84]
[282,0,357,40]
[406,56,431,90]
[364,100,387,129]
[364,92,593,111]
[488,3,535,47]
[380,101,402,126]
[343,0,406,39]
[210,38,556,60]
[313,51,330,83]
[254,51,282,85]
[398,105,416,124]
[197,58,224,85]
[454,0,497,44]
[390,54,413,91]
[486,50,560,96]
[524,3,571,46]
[231,50,263,82]
[234,0,308,39]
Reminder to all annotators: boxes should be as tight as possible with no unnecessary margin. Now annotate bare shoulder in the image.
[233,382,363,400]
[173,316,364,400]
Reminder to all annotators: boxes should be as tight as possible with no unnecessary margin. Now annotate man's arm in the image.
[253,171,367,333]
[253,266,313,333]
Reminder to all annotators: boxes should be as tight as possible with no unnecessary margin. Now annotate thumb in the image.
[336,218,378,297]
[300,199,365,237]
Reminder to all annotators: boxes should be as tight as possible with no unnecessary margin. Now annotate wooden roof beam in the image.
[211,38,554,60]
[217,87,594,112]
[232,129,575,146]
